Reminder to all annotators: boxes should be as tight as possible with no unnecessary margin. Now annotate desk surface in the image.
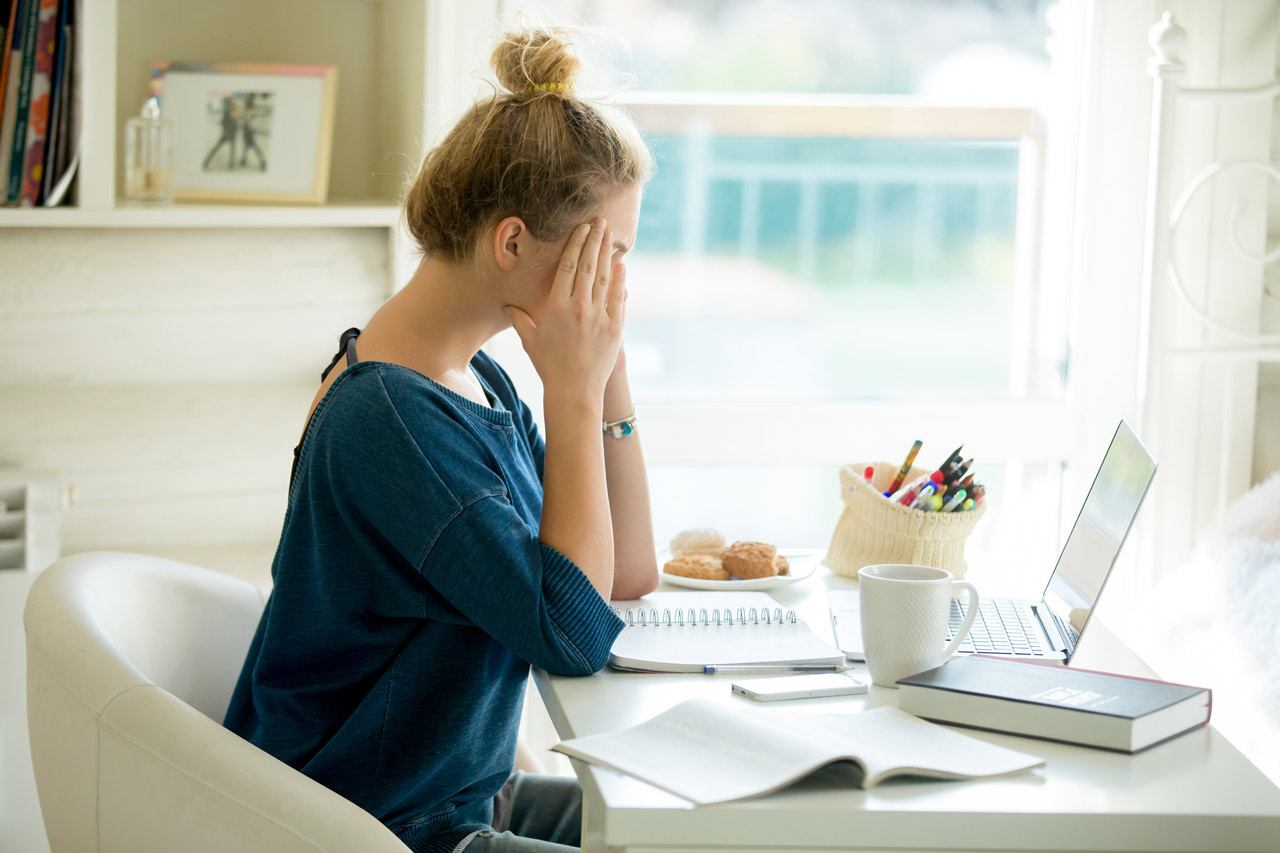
[534,566,1280,853]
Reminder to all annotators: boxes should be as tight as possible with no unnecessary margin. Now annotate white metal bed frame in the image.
[1145,10,1280,362]
[1142,10,1279,518]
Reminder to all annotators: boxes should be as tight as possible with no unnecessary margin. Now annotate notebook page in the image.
[610,591,845,671]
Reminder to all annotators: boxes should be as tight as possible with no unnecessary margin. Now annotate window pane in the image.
[626,136,1030,399]
[571,0,1052,99]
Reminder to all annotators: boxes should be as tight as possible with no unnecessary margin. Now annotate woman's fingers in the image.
[574,218,606,302]
[553,223,592,302]
[606,262,627,322]
[592,230,614,306]
[505,305,537,347]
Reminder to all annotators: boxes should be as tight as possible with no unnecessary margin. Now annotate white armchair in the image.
[23,551,410,852]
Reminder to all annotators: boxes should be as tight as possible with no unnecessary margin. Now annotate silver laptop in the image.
[830,420,1157,665]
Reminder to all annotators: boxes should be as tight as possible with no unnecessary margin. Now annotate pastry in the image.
[663,554,730,581]
[669,527,727,559]
[721,541,778,580]
[774,554,790,576]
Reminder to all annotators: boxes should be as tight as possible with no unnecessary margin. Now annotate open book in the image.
[609,591,846,672]
[553,698,1045,805]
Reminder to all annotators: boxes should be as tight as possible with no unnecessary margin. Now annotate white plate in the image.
[657,548,823,591]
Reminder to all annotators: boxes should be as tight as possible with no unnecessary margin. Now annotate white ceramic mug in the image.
[858,563,980,687]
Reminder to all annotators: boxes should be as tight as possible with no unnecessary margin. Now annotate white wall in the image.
[0,227,391,581]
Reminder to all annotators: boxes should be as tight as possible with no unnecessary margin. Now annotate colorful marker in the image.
[889,472,930,503]
[962,498,975,511]
[910,482,937,509]
[941,488,967,512]
[863,465,875,484]
[886,440,923,496]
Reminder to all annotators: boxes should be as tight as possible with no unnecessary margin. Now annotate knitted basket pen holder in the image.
[823,462,987,580]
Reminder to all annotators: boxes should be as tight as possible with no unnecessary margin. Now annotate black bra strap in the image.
[321,327,362,381]
[295,327,363,490]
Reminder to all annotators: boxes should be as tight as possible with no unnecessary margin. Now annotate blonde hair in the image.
[402,25,654,262]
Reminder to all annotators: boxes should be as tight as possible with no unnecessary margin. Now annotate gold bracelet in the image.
[602,408,638,439]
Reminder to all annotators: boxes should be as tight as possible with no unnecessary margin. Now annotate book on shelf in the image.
[608,591,846,673]
[19,0,58,205]
[0,1,13,121]
[39,0,69,204]
[896,654,1212,753]
[3,0,36,203]
[0,0,29,197]
[553,698,1046,805]
[41,0,74,207]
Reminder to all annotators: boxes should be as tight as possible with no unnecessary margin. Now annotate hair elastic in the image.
[527,81,574,93]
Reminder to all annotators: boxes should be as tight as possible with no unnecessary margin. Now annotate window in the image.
[494,0,1083,594]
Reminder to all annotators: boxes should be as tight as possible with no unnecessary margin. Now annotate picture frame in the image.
[149,62,338,204]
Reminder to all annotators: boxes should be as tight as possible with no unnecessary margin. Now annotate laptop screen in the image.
[1040,420,1157,660]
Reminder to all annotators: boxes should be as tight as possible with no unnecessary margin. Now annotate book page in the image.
[554,699,1044,805]
[790,707,1047,785]
[554,698,862,805]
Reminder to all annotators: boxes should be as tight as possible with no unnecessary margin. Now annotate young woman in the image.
[224,25,659,853]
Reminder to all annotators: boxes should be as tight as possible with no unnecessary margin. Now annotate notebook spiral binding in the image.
[615,606,799,627]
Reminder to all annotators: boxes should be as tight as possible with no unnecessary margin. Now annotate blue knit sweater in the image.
[223,352,624,852]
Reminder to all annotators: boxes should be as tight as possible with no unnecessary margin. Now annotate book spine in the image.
[19,0,56,206]
[5,0,37,203]
[38,0,65,203]
[0,0,19,125]
[0,0,25,192]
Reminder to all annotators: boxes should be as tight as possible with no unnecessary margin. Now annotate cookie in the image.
[663,554,730,581]
[669,527,727,559]
[775,554,790,576]
[722,541,778,580]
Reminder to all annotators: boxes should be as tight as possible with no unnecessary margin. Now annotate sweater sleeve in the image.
[421,496,623,676]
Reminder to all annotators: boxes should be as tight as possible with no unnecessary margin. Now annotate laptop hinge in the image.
[1033,603,1071,657]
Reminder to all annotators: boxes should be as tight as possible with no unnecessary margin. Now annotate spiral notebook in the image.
[608,591,845,672]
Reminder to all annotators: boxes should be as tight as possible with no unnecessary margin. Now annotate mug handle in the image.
[939,581,980,660]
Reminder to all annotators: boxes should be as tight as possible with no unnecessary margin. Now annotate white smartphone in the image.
[730,672,869,702]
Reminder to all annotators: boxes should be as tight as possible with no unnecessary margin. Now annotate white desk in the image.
[533,567,1280,853]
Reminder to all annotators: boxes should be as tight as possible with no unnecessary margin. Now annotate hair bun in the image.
[491,25,582,96]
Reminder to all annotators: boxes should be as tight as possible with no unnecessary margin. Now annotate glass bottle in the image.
[124,96,173,204]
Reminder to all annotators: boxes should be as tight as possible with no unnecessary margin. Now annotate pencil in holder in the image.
[823,462,987,580]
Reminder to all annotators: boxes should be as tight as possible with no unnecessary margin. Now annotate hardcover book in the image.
[0,0,28,194]
[896,654,1211,753]
[3,0,36,202]
[19,0,57,205]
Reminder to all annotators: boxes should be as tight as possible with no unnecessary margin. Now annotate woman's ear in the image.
[492,216,528,272]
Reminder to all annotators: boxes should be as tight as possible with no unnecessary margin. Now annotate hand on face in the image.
[505,217,627,405]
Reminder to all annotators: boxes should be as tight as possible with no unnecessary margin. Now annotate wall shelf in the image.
[18,0,431,222]
[0,200,402,229]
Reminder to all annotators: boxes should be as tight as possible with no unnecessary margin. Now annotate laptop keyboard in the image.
[948,599,1049,656]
